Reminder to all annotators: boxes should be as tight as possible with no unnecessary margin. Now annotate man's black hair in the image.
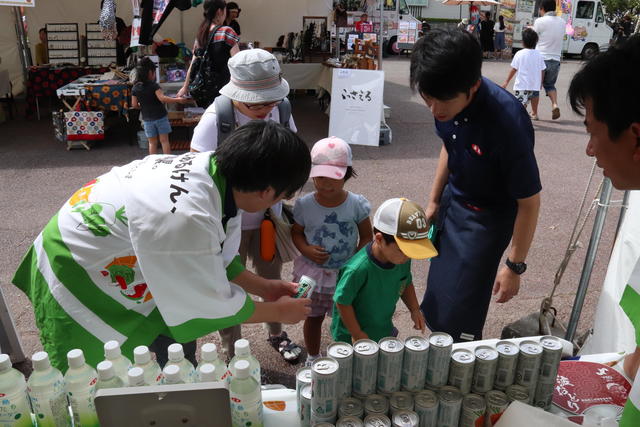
[216,120,311,198]
[410,29,482,100]
[373,227,395,245]
[568,34,640,140]
[540,0,556,13]
[522,28,539,49]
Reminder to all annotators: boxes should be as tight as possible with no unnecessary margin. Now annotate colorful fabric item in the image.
[619,260,640,426]
[26,66,109,118]
[64,111,105,141]
[85,82,131,116]
[331,244,412,343]
[12,152,251,371]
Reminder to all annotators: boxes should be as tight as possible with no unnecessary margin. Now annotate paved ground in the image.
[0,56,623,388]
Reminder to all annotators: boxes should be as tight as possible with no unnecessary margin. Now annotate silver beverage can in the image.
[336,415,365,427]
[485,390,509,427]
[364,414,392,427]
[471,346,499,394]
[414,390,439,427]
[505,384,530,404]
[296,275,316,299]
[436,385,463,427]
[391,410,419,427]
[538,336,563,382]
[311,411,337,425]
[447,348,475,394]
[328,341,354,400]
[494,340,520,391]
[300,384,312,427]
[312,357,340,418]
[389,391,414,415]
[401,336,429,392]
[365,394,389,416]
[315,423,336,427]
[426,332,453,388]
[377,337,405,395]
[353,339,380,397]
[533,379,556,410]
[297,367,313,413]
[339,397,364,419]
[459,393,486,427]
[515,340,543,401]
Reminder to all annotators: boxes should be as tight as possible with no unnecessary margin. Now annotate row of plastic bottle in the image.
[0,338,263,427]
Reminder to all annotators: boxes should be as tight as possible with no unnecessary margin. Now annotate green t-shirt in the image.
[331,244,412,343]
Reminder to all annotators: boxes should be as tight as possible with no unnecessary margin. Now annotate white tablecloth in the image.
[281,63,325,91]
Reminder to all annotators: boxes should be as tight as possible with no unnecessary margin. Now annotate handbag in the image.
[188,25,221,108]
[270,204,300,264]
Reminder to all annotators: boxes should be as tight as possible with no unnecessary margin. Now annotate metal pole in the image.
[378,0,383,68]
[614,190,630,241]
[13,7,32,78]
[565,178,613,343]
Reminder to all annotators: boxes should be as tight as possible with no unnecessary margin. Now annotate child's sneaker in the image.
[267,331,302,364]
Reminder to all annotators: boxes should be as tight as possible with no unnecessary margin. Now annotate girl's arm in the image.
[336,303,368,342]
[401,283,426,333]
[155,89,190,104]
[131,95,139,109]
[502,68,517,88]
[291,223,329,265]
[230,43,240,56]
[356,217,373,251]
[177,41,198,98]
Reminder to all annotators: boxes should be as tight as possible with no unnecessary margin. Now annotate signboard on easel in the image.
[329,68,384,147]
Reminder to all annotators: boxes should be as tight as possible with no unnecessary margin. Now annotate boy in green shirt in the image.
[331,198,438,343]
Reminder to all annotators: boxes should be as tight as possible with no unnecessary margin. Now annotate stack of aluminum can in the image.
[296,334,563,427]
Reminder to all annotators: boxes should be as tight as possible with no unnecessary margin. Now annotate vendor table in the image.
[56,75,131,116]
[26,65,110,120]
[280,63,334,93]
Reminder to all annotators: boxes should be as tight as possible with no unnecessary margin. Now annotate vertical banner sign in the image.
[0,0,35,6]
[130,0,141,47]
[329,69,384,147]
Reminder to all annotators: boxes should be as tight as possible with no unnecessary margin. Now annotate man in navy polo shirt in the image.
[410,29,542,342]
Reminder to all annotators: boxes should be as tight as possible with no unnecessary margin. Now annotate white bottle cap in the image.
[0,354,11,372]
[128,367,145,386]
[32,351,51,371]
[200,343,218,362]
[198,363,216,382]
[163,364,181,384]
[104,340,122,360]
[134,346,151,365]
[167,343,184,362]
[234,360,250,379]
[97,360,115,381]
[67,349,85,369]
[234,339,250,356]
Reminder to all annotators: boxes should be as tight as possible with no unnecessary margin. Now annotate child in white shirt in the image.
[502,28,546,120]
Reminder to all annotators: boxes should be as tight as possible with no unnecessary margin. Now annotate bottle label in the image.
[0,390,33,427]
[29,386,69,427]
[68,390,99,427]
[230,389,263,427]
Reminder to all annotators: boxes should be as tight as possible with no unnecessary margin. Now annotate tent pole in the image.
[378,0,383,68]
[13,6,32,81]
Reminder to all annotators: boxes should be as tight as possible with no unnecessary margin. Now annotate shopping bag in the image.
[64,111,105,141]
[271,205,300,264]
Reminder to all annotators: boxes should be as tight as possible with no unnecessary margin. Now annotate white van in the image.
[512,0,613,59]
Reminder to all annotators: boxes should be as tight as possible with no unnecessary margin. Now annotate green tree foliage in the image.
[601,0,640,21]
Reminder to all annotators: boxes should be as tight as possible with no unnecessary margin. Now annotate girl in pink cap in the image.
[291,137,373,366]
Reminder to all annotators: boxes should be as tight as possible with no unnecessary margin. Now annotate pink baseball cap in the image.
[310,137,353,180]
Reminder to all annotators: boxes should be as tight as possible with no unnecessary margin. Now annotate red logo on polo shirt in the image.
[471,144,483,156]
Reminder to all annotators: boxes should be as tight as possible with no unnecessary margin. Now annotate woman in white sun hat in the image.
[191,48,303,364]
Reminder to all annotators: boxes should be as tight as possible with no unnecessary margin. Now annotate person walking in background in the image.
[494,15,507,60]
[502,28,546,120]
[480,12,495,59]
[177,0,239,106]
[131,57,190,155]
[225,2,241,36]
[532,0,565,120]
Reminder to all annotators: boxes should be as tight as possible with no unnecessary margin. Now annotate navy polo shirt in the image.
[435,77,542,207]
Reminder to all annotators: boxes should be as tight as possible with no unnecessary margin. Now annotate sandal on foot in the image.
[530,114,539,121]
[267,332,302,363]
[552,107,560,120]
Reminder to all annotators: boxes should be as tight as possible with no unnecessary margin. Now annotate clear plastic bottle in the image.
[127,367,147,387]
[0,353,33,427]
[133,345,163,385]
[64,349,99,427]
[96,360,124,390]
[229,360,263,427]
[103,340,132,384]
[197,363,218,382]
[229,339,260,385]
[166,343,195,383]
[162,365,183,385]
[27,351,70,427]
[198,343,227,382]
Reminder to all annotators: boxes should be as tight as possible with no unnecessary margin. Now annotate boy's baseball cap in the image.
[310,137,352,180]
[373,198,438,260]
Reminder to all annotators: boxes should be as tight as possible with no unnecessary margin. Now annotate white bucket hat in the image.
[219,49,290,103]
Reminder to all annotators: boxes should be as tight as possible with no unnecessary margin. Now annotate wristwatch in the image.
[506,258,527,275]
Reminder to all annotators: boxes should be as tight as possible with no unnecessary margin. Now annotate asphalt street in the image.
[0,56,623,387]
